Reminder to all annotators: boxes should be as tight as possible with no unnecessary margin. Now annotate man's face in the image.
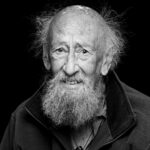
[50,12,105,89]
[42,11,106,128]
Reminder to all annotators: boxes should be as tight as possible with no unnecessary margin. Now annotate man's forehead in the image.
[50,5,106,37]
[56,5,100,19]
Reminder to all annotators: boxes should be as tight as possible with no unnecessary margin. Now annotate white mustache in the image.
[53,72,85,84]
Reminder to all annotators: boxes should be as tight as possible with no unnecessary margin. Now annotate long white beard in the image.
[42,72,105,128]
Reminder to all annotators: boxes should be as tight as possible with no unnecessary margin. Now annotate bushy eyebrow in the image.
[75,42,94,51]
[51,41,69,49]
[52,41,66,46]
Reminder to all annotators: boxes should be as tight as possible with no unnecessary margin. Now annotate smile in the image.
[61,78,83,84]
[61,79,83,89]
[67,81,78,85]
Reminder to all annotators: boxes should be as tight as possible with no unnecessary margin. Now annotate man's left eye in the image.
[78,48,91,60]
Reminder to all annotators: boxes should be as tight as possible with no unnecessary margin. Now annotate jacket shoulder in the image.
[122,82,150,114]
[12,98,31,118]
[121,82,150,145]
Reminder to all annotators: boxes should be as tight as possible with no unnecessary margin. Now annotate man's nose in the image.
[63,54,78,76]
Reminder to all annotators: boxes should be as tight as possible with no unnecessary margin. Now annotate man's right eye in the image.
[55,48,65,53]
[52,48,67,57]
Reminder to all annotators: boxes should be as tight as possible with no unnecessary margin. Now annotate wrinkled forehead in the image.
[50,6,106,38]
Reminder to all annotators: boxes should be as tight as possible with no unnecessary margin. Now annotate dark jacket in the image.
[1,72,150,150]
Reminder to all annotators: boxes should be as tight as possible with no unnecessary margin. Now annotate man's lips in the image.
[66,81,78,85]
[60,78,83,85]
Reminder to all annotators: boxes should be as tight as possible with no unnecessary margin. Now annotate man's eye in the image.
[55,48,65,53]
[82,49,89,54]
[52,48,67,58]
[53,48,67,55]
[77,48,91,60]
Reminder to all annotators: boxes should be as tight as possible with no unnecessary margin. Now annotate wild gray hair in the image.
[34,5,125,69]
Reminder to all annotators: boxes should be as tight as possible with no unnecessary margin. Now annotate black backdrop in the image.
[1,0,150,141]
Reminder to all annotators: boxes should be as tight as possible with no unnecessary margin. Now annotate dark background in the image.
[1,0,150,141]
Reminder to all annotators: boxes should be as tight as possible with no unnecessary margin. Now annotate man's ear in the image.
[43,44,51,70]
[101,48,113,76]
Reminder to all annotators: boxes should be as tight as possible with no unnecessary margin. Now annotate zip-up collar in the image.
[25,71,136,149]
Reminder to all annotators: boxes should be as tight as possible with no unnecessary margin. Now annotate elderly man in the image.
[1,5,150,150]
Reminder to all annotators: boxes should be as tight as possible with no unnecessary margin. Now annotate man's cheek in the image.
[51,59,65,73]
[81,61,97,75]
